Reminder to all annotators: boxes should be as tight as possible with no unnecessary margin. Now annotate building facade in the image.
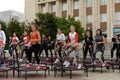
[0,10,24,24]
[25,0,120,41]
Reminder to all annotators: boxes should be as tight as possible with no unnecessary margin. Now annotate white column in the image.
[92,0,100,37]
[80,0,86,29]
[56,1,61,17]
[107,0,115,41]
[67,0,73,17]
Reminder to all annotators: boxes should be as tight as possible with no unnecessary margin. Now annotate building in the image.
[0,10,24,24]
[25,0,120,41]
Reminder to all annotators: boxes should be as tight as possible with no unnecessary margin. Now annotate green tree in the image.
[6,18,24,40]
[35,13,85,41]
[56,16,85,41]
[35,13,57,40]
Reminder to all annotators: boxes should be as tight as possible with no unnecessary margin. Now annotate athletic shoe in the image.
[36,64,41,70]
[91,61,96,65]
[63,61,67,65]
[46,58,49,61]
[77,64,82,69]
[1,64,6,69]
[102,63,105,66]
[26,63,32,68]
[8,57,12,60]
[19,59,23,62]
[65,61,70,67]
[54,58,59,63]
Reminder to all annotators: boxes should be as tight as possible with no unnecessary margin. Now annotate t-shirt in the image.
[56,33,65,42]
[23,36,30,46]
[11,36,19,45]
[0,30,6,45]
[85,36,93,45]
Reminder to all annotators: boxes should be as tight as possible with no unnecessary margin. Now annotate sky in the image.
[0,0,24,13]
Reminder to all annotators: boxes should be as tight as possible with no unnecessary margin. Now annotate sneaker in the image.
[54,58,59,63]
[63,61,67,65]
[36,64,41,70]
[65,61,70,67]
[46,58,49,61]
[91,61,96,65]
[102,63,105,66]
[19,59,23,62]
[26,63,32,68]
[77,64,82,69]
[8,57,12,60]
[0,64,6,70]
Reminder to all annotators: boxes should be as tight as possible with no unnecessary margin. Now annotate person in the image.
[0,24,6,69]
[54,28,66,63]
[26,24,41,70]
[64,25,81,68]
[39,34,49,59]
[83,30,93,59]
[9,32,19,59]
[8,36,12,57]
[19,31,30,61]
[93,29,106,66]
[116,31,120,60]
[47,36,54,57]
[111,34,118,59]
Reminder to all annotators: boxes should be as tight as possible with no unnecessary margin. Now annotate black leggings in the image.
[28,44,40,64]
[111,44,118,58]
[10,45,18,59]
[21,46,29,58]
[93,45,105,63]
[116,45,120,60]
[48,46,53,57]
[39,44,48,58]
[84,45,93,59]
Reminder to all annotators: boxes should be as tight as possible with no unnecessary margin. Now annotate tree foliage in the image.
[6,18,24,40]
[56,16,85,41]
[35,13,85,41]
[35,13,57,40]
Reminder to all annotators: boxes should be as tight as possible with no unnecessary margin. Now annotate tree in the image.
[6,18,24,40]
[35,13,85,41]
[35,13,57,40]
[56,16,85,41]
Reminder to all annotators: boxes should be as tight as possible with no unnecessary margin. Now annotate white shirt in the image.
[56,33,65,41]
[0,30,6,44]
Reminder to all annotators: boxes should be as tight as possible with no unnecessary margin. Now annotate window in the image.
[100,0,107,5]
[100,13,107,22]
[41,5,46,13]
[51,4,56,12]
[115,12,120,20]
[86,0,92,7]
[75,16,79,21]
[86,15,93,23]
[73,1,79,9]
[115,0,120,3]
[38,0,43,2]
[62,2,67,11]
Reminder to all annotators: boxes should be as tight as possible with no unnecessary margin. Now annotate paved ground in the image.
[0,45,120,80]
